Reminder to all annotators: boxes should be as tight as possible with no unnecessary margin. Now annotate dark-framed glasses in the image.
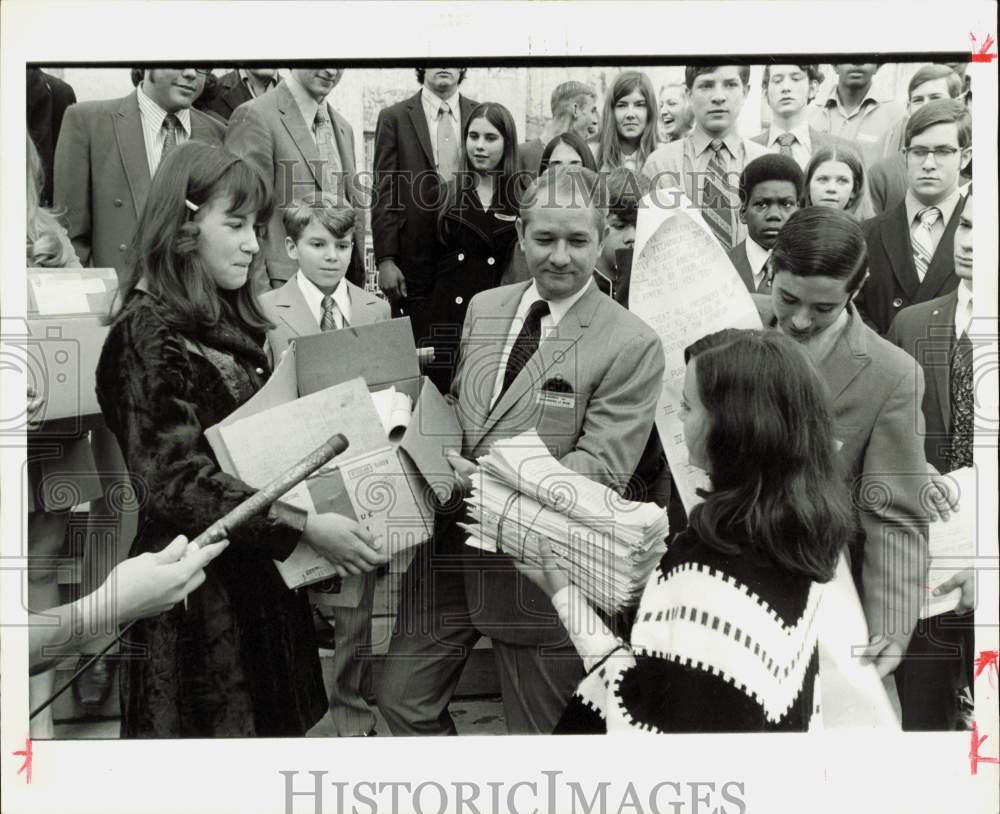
[904,146,961,162]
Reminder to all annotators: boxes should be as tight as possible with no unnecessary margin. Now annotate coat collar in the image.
[115,91,152,218]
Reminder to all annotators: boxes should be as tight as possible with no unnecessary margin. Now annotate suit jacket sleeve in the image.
[856,362,929,647]
[559,330,665,491]
[53,104,93,266]
[371,107,401,262]
[226,103,276,196]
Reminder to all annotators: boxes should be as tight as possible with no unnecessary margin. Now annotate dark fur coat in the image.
[96,290,326,737]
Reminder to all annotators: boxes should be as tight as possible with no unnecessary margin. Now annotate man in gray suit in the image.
[751,64,853,171]
[226,67,365,293]
[377,165,665,735]
[54,66,224,276]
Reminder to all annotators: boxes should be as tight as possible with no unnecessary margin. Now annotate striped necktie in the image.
[776,132,796,159]
[498,300,550,402]
[313,107,343,199]
[911,206,941,282]
[320,294,343,331]
[702,139,737,249]
[946,327,973,471]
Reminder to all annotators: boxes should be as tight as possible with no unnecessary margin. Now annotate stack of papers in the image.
[462,431,668,614]
[921,466,977,619]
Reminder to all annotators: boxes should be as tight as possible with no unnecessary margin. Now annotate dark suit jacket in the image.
[27,68,77,207]
[453,282,665,645]
[886,289,960,473]
[196,69,260,122]
[725,240,772,294]
[54,91,225,275]
[226,81,364,291]
[371,91,477,300]
[867,153,907,215]
[757,303,929,649]
[860,195,965,335]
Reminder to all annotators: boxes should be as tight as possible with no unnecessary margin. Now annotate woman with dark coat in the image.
[96,143,387,737]
[415,102,526,394]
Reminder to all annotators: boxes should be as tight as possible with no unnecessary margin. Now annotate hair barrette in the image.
[185,199,199,213]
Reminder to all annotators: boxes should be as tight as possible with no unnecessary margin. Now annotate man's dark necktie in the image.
[160,113,180,164]
[497,300,550,402]
[946,330,973,471]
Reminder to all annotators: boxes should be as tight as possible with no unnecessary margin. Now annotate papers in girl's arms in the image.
[921,466,977,619]
[462,431,668,615]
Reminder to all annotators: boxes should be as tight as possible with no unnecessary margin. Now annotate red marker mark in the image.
[14,737,32,784]
[970,722,1000,775]
[975,649,999,686]
[969,32,997,62]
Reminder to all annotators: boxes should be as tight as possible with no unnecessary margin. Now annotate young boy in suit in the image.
[259,192,389,737]
[728,154,802,293]
[860,99,971,334]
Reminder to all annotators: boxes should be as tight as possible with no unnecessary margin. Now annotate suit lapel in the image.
[406,93,436,169]
[345,281,383,327]
[459,94,476,135]
[276,83,323,187]
[929,291,958,431]
[917,195,965,300]
[114,91,152,218]
[273,278,321,337]
[472,286,596,449]
[330,108,356,178]
[821,308,872,402]
[880,205,920,301]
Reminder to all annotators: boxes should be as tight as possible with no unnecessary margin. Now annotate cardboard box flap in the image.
[295,317,419,396]
[398,380,463,501]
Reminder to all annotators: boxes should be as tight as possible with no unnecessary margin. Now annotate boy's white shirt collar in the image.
[295,270,352,327]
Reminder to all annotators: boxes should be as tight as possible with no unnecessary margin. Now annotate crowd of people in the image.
[24,60,977,738]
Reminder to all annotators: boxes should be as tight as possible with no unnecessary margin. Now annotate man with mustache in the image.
[641,65,766,250]
[860,99,970,334]
[808,63,904,167]
[54,66,224,277]
[226,67,365,293]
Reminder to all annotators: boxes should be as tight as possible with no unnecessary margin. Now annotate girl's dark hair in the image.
[439,102,527,238]
[768,206,868,292]
[683,329,854,582]
[111,142,273,334]
[538,131,599,176]
[596,71,659,171]
[802,143,869,218]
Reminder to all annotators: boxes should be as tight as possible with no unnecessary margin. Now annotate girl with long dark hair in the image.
[521,329,854,732]
[97,142,386,737]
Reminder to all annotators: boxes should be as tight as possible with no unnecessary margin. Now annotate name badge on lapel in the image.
[494,212,517,222]
[536,376,575,408]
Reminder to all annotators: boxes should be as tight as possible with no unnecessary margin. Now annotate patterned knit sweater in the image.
[555,528,825,733]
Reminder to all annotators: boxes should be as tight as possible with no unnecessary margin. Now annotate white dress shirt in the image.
[421,86,462,165]
[490,279,592,408]
[136,85,192,174]
[296,270,352,329]
[744,237,772,290]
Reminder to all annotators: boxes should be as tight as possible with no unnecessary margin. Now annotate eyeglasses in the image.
[904,146,961,162]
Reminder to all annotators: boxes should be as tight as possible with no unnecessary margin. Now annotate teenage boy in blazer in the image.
[860,99,971,334]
